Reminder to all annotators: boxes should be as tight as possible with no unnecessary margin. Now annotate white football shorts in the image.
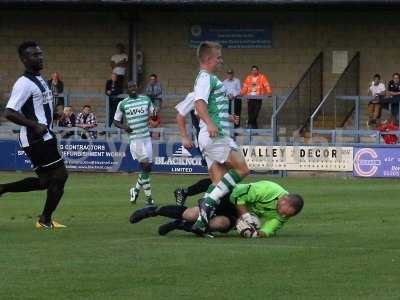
[130,137,153,163]
[198,130,238,169]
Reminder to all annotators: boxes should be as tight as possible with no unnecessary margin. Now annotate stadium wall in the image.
[1,9,400,100]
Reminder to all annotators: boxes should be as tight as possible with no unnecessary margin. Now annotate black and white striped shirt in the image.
[6,72,55,147]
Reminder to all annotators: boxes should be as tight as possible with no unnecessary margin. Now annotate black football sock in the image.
[156,205,187,219]
[0,177,47,195]
[186,178,212,196]
[40,168,68,223]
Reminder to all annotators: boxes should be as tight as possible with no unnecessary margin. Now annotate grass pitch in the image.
[0,172,399,300]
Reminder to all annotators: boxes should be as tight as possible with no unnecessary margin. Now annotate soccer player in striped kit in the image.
[0,41,68,229]
[191,41,250,234]
[113,81,156,206]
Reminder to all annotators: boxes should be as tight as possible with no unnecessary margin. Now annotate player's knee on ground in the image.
[182,207,199,222]
[140,161,152,173]
[209,216,231,233]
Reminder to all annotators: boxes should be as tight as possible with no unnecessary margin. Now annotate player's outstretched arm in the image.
[176,113,193,149]
[194,100,218,137]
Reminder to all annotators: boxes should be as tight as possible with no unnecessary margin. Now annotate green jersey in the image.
[230,181,289,236]
[193,69,231,137]
[114,95,154,141]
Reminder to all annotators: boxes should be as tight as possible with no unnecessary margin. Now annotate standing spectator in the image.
[58,106,76,139]
[110,43,128,88]
[48,72,64,106]
[387,72,400,121]
[76,105,97,139]
[222,69,242,128]
[367,74,385,126]
[145,74,163,113]
[240,65,272,129]
[105,73,123,127]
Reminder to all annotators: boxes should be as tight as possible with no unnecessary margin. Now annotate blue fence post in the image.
[105,95,110,128]
[355,96,360,143]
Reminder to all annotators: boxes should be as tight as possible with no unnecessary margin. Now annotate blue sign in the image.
[0,139,208,175]
[353,147,400,178]
[189,24,272,49]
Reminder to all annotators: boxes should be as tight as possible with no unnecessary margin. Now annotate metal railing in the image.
[0,125,275,145]
[271,52,323,142]
[310,52,360,135]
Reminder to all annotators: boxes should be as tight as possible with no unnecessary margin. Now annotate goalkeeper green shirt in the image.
[229,181,289,236]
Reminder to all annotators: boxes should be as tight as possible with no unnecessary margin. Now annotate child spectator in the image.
[149,114,161,140]
[378,117,399,144]
[76,105,98,139]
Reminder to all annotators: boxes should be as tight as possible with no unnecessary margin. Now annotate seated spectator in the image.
[48,72,64,106]
[149,114,161,140]
[76,105,97,139]
[53,104,64,125]
[367,74,385,126]
[58,106,76,139]
[386,72,400,121]
[378,116,399,144]
[223,69,242,128]
[240,65,272,129]
[145,74,163,113]
[106,73,124,127]
[110,43,128,87]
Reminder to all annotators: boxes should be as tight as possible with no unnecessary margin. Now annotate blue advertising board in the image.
[353,147,400,178]
[0,139,208,174]
[189,24,272,48]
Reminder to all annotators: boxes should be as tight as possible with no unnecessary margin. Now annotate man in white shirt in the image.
[110,43,128,87]
[222,69,242,128]
[368,73,386,126]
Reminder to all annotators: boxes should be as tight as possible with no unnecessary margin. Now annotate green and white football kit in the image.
[193,69,238,168]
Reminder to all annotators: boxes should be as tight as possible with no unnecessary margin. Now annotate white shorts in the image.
[130,138,153,163]
[198,130,238,169]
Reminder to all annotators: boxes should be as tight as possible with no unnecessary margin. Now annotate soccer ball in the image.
[236,213,261,238]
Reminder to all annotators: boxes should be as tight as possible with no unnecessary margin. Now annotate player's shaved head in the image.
[286,194,304,216]
[18,41,39,58]
[197,41,222,63]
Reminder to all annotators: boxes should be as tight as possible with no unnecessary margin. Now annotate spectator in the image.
[387,72,400,121]
[53,104,64,125]
[76,105,97,139]
[378,116,399,144]
[110,43,128,87]
[367,74,385,126]
[222,69,242,128]
[144,73,163,113]
[48,72,64,106]
[149,114,161,140]
[240,65,272,129]
[105,73,123,127]
[58,106,76,139]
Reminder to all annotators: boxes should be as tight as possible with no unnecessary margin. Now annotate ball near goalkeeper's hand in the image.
[236,213,261,238]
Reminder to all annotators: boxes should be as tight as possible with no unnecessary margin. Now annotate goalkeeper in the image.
[231,180,304,238]
[130,179,303,238]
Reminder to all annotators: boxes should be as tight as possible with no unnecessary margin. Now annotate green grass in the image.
[0,172,399,300]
